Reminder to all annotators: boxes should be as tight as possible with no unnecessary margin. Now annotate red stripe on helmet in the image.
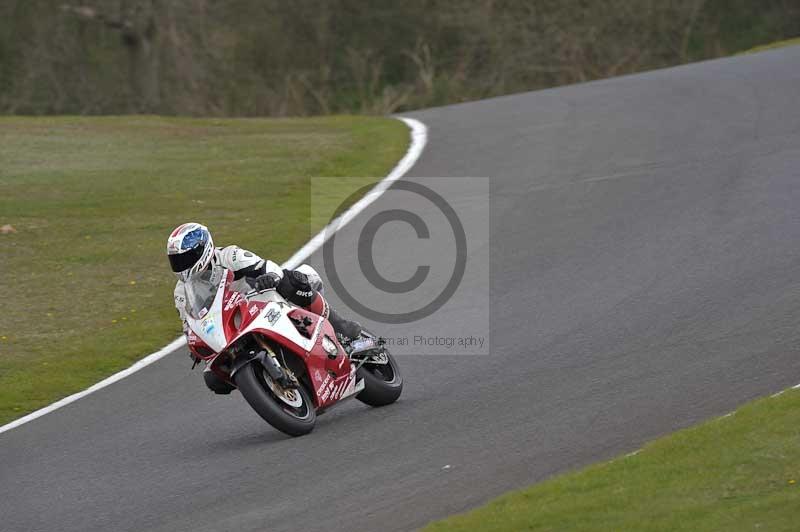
[170,223,187,237]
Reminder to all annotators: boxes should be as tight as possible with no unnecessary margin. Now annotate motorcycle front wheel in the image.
[234,362,316,437]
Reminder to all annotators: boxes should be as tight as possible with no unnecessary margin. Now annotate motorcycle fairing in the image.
[184,268,363,409]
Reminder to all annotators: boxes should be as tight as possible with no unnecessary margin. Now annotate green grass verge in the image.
[425,388,800,531]
[740,37,800,54]
[0,115,408,425]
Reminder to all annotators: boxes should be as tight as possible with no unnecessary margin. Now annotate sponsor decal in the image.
[224,292,242,311]
[198,307,208,318]
[319,374,333,401]
[265,308,281,325]
[318,369,359,402]
[321,372,354,402]
[248,305,260,316]
[201,317,215,334]
[296,289,313,298]
[332,369,357,400]
[313,369,323,382]
[330,378,349,401]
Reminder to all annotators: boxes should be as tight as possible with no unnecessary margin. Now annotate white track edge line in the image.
[283,117,428,269]
[0,116,428,436]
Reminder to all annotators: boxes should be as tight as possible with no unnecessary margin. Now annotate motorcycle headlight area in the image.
[321,335,338,357]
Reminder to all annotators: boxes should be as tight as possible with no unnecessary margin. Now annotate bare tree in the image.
[3,0,799,116]
[62,0,161,112]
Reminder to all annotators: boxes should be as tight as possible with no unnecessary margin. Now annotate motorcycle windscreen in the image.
[183,268,219,319]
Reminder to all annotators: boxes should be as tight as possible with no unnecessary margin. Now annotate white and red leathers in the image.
[173,245,322,323]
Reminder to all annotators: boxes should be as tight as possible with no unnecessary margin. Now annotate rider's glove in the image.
[277,269,316,306]
[251,272,281,291]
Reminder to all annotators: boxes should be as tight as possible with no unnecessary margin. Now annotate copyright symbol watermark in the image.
[322,180,467,324]
[313,176,489,355]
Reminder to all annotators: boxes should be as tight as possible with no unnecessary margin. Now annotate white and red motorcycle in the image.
[183,268,402,436]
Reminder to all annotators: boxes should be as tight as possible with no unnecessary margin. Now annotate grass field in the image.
[425,388,800,531]
[0,115,408,425]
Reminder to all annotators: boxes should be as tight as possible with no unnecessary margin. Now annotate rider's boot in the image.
[304,291,362,342]
[327,306,362,342]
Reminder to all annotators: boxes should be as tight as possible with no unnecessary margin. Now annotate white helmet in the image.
[166,222,214,282]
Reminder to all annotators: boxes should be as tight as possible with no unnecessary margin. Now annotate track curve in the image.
[3,46,800,532]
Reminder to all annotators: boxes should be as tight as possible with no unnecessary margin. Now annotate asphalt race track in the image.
[3,47,800,532]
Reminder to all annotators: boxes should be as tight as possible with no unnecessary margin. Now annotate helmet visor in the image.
[168,245,205,273]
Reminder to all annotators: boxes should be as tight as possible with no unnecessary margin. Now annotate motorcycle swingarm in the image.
[349,348,389,366]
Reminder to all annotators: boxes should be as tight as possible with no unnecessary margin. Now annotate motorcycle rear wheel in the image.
[356,350,403,407]
[235,362,316,437]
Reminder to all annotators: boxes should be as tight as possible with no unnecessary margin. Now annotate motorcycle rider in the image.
[166,222,362,394]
